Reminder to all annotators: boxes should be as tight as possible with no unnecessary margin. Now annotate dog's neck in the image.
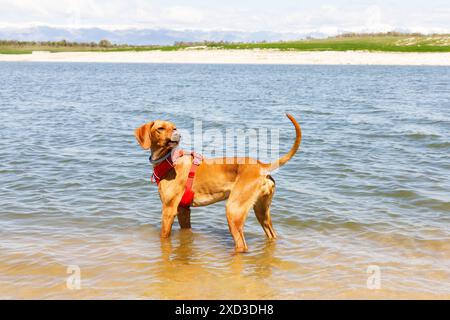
[149,148,174,166]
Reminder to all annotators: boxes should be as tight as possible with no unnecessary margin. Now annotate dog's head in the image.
[134,120,180,153]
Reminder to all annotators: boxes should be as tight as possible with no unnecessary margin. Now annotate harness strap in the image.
[179,152,202,208]
[150,149,184,184]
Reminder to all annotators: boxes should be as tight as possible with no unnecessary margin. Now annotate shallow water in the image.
[0,62,449,299]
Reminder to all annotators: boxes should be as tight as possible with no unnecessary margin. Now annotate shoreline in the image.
[1,49,450,65]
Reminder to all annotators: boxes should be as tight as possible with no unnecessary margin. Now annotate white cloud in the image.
[0,0,449,34]
[164,6,204,24]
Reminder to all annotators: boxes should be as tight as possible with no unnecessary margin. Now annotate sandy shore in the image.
[1,49,449,65]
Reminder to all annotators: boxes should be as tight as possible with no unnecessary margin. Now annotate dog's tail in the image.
[266,113,302,172]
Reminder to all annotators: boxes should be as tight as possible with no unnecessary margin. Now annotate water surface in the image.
[0,62,449,299]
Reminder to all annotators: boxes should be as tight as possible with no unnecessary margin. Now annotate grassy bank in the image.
[0,41,178,54]
[1,33,449,54]
[216,34,450,52]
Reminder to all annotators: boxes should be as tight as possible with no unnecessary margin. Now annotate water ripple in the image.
[0,63,449,299]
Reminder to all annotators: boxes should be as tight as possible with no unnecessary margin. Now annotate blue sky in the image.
[1,0,449,34]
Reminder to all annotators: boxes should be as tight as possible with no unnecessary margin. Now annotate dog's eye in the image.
[157,127,165,131]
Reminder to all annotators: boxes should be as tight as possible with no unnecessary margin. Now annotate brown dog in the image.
[135,114,301,252]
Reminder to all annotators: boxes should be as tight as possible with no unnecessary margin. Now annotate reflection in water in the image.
[229,240,277,279]
[152,229,283,299]
[160,230,196,265]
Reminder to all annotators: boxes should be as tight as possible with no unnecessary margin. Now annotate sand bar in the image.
[1,49,449,65]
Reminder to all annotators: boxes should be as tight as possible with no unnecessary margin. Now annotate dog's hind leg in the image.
[226,176,261,252]
[226,204,251,253]
[177,206,191,229]
[253,176,277,239]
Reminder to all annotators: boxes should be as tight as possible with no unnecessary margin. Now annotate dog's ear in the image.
[134,121,154,150]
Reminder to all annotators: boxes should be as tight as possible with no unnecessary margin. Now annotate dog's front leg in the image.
[160,205,178,238]
[177,206,191,229]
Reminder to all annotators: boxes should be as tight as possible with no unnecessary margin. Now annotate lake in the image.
[0,62,449,299]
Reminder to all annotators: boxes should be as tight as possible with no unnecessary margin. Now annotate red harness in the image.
[150,149,202,208]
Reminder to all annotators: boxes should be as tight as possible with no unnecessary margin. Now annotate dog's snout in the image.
[171,130,181,142]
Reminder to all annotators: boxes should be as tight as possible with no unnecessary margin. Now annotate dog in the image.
[135,114,301,252]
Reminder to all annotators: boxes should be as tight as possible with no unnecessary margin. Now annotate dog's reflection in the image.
[229,238,277,278]
[158,230,277,279]
[160,228,195,265]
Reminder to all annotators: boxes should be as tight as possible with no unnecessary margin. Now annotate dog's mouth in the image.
[165,131,181,148]
[166,140,179,147]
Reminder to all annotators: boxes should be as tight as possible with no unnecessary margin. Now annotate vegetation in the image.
[204,32,450,52]
[1,33,449,54]
[0,39,177,54]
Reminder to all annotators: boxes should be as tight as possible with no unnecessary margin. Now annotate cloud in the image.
[0,0,449,34]
[164,6,204,24]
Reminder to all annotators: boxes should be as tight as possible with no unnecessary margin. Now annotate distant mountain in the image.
[0,26,328,45]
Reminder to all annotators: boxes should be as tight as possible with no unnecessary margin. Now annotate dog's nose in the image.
[171,130,181,142]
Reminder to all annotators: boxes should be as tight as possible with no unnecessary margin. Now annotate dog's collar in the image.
[149,149,176,166]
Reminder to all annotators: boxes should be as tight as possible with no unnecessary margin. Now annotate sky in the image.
[1,0,449,34]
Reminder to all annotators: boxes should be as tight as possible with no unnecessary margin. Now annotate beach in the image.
[1,49,450,65]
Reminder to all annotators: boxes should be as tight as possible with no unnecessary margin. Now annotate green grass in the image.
[0,48,34,54]
[0,45,180,54]
[212,35,450,52]
[1,34,449,54]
